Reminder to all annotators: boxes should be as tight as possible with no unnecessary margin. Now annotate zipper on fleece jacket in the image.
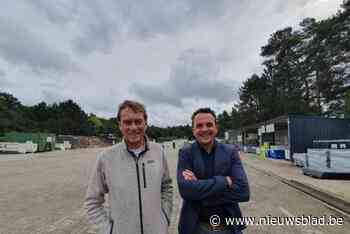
[134,157,144,234]
[142,163,147,188]
[109,220,114,234]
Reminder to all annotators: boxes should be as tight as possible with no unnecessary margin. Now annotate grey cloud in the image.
[40,81,63,89]
[169,49,235,102]
[116,0,234,38]
[85,98,118,114]
[132,84,182,107]
[24,0,335,56]
[28,0,119,55]
[76,0,235,54]
[0,17,78,74]
[0,71,13,88]
[29,0,237,55]
[78,87,123,114]
[72,0,121,55]
[41,89,65,104]
[293,0,314,7]
[132,49,238,107]
[272,0,312,13]
[29,0,75,25]
[1,0,342,126]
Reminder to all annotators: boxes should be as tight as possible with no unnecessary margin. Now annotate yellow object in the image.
[260,143,269,159]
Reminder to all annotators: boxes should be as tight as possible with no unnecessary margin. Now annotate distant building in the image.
[236,115,350,161]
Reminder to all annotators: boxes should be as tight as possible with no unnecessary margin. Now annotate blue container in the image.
[268,149,285,159]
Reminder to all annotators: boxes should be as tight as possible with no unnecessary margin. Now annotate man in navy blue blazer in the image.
[177,108,250,234]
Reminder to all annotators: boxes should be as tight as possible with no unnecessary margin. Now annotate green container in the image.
[0,132,56,152]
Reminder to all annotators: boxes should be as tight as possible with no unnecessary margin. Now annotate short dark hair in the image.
[191,107,217,126]
[117,100,147,122]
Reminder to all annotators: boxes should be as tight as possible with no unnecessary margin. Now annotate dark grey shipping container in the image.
[289,115,350,160]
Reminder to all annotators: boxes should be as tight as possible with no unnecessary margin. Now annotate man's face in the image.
[192,113,218,147]
[119,107,147,148]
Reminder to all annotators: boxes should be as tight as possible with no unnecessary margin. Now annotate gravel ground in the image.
[1,145,349,234]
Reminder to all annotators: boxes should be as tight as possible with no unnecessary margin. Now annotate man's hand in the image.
[182,169,198,181]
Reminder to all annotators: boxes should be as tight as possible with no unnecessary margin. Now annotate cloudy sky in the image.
[0,0,344,126]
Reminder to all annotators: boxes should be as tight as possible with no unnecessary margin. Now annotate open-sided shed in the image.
[239,115,350,161]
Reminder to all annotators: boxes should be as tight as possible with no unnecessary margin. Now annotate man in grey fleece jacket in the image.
[85,100,173,234]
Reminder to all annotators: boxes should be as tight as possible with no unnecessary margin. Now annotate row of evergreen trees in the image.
[0,92,97,136]
[234,1,350,127]
[0,92,193,140]
[0,91,238,140]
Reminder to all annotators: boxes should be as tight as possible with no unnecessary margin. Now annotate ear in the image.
[214,123,219,135]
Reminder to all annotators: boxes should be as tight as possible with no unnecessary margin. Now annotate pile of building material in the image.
[302,149,350,179]
[55,141,72,151]
[56,135,80,149]
[57,135,110,149]
[101,133,118,145]
[0,141,37,154]
[293,153,306,167]
[78,136,108,148]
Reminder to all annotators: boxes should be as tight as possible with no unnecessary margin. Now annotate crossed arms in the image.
[177,148,250,206]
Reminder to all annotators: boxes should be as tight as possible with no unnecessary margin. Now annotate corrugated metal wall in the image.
[289,115,350,158]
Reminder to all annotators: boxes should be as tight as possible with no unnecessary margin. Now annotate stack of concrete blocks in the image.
[55,141,72,151]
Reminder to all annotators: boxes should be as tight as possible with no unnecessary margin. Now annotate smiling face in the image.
[192,113,218,150]
[119,107,147,149]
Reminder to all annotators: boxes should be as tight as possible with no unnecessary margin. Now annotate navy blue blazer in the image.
[177,141,250,234]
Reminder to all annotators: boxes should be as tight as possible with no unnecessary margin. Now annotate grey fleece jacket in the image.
[85,140,173,234]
